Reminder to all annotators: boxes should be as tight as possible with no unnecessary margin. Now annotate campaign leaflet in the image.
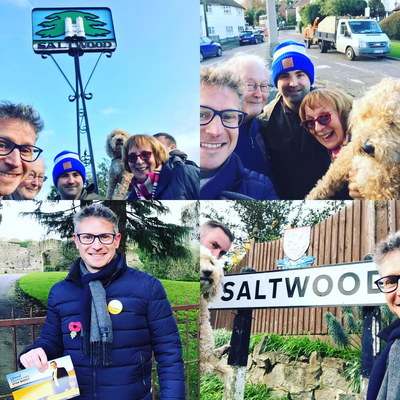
[6,355,79,400]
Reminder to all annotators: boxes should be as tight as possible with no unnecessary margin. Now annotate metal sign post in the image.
[32,8,117,194]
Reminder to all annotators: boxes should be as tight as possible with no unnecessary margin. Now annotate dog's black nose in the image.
[361,143,375,155]
[116,138,123,145]
[203,270,212,278]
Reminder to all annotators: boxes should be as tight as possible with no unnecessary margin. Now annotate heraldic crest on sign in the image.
[277,226,315,269]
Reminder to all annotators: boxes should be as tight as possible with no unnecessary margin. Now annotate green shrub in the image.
[380,12,400,40]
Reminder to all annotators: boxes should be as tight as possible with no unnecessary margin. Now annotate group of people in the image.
[200,40,360,200]
[0,102,199,201]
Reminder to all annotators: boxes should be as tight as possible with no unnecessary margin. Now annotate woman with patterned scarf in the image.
[299,86,353,199]
[123,134,199,200]
[367,231,400,400]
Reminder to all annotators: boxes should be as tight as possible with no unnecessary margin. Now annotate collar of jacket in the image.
[65,252,128,288]
[378,318,400,342]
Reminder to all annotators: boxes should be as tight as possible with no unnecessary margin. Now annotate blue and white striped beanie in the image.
[52,150,86,186]
[271,41,314,88]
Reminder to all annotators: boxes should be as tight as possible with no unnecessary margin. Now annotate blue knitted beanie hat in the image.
[52,150,86,186]
[271,41,314,88]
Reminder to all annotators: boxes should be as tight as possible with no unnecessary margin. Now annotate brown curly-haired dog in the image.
[200,246,233,389]
[106,128,133,199]
[306,77,400,200]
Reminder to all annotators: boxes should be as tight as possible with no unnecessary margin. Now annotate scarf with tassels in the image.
[328,132,351,162]
[132,165,162,200]
[80,254,121,367]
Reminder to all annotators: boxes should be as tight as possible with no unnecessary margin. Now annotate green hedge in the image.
[380,12,400,40]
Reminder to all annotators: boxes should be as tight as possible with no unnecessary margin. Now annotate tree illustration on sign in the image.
[36,11,111,38]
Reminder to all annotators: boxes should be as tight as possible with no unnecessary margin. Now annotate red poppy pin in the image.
[69,322,82,339]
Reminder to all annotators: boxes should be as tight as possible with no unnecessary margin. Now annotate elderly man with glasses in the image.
[200,65,278,200]
[0,101,44,200]
[19,203,185,400]
[367,231,400,400]
[11,157,46,200]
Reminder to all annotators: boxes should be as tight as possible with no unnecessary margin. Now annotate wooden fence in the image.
[211,200,400,336]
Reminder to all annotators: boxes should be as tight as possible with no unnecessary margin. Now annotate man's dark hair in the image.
[153,133,177,148]
[200,220,234,243]
[73,202,119,234]
[0,101,44,137]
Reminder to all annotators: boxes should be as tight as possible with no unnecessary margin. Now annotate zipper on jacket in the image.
[93,367,98,399]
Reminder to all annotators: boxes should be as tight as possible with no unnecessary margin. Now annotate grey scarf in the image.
[376,339,400,400]
[80,260,113,367]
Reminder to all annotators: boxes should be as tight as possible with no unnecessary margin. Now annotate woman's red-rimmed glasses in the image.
[126,151,152,163]
[302,111,334,131]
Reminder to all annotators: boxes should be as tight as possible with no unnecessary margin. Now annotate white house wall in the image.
[200,4,245,40]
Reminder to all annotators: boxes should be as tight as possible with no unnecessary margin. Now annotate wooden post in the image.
[225,267,256,400]
[360,253,381,397]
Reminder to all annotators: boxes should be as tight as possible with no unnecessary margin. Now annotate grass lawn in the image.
[18,272,200,399]
[390,39,400,58]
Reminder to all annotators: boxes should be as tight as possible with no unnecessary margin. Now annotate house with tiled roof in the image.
[294,0,316,23]
[200,0,246,40]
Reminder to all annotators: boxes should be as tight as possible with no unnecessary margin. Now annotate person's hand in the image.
[349,169,364,199]
[20,348,48,373]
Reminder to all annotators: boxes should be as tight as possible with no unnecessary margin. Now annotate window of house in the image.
[226,26,233,34]
[237,8,243,15]
[208,26,215,35]
[223,6,231,14]
[238,26,244,33]
[206,4,212,13]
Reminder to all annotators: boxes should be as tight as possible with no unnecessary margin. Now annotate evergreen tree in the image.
[21,201,189,259]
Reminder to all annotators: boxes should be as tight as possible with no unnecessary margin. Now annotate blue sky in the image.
[0,0,199,200]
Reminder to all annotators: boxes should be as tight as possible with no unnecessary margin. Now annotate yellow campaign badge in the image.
[108,300,123,315]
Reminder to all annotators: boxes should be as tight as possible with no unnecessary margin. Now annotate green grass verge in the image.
[18,272,200,399]
[390,40,400,58]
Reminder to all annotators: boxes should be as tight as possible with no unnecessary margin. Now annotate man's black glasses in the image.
[77,233,117,245]
[374,275,400,293]
[0,137,43,162]
[200,106,247,129]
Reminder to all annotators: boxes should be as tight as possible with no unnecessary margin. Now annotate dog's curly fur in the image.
[200,246,232,386]
[306,77,400,200]
[106,128,133,200]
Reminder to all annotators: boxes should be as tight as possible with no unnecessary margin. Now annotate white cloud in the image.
[3,0,32,8]
[100,108,121,116]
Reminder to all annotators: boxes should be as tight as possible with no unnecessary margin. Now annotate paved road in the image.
[0,274,40,398]
[202,30,400,97]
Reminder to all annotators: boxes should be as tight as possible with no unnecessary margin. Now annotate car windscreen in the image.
[240,31,253,37]
[201,37,212,44]
[348,21,382,34]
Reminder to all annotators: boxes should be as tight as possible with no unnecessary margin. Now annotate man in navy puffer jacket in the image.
[19,203,185,400]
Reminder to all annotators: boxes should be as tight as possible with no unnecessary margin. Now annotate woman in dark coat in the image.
[122,134,199,200]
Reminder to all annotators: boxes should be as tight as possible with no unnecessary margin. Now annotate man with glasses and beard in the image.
[11,157,46,199]
[0,101,44,200]
[367,232,400,400]
[52,150,104,200]
[257,41,331,200]
[200,65,277,200]
[19,203,185,400]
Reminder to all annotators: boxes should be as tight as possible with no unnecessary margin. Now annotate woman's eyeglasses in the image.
[126,151,152,163]
[301,111,334,131]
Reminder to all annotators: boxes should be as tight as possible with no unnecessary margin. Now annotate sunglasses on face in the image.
[301,111,334,131]
[126,151,152,163]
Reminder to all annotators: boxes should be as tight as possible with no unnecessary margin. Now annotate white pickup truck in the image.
[314,16,391,61]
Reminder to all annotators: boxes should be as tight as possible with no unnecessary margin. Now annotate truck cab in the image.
[336,19,391,60]
[315,16,391,61]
